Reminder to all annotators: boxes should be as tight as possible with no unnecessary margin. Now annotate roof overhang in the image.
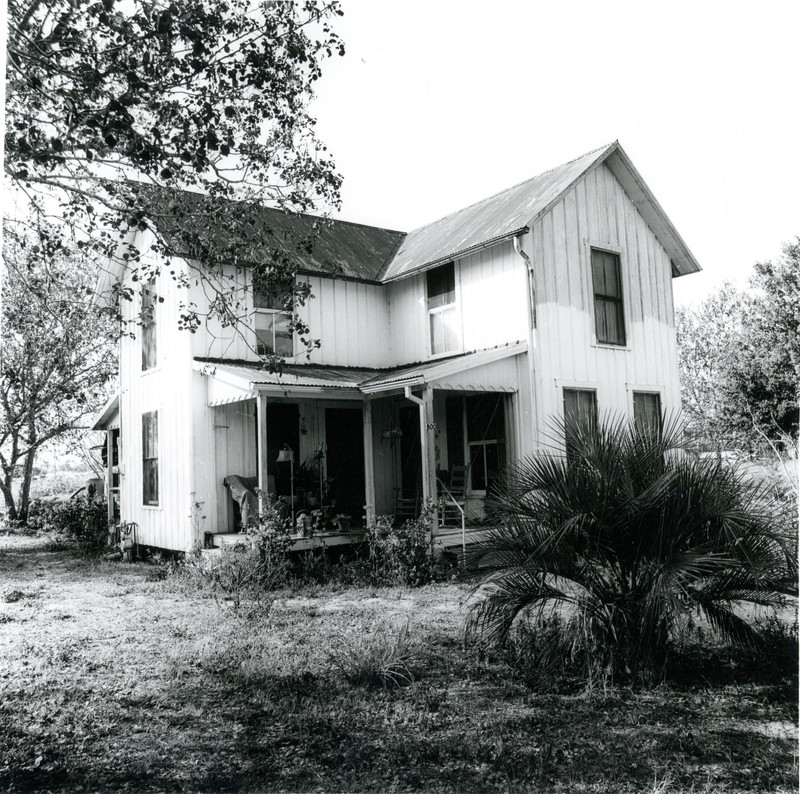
[91,393,120,430]
[359,342,527,394]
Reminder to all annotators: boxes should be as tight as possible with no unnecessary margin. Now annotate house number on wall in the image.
[426,423,437,431]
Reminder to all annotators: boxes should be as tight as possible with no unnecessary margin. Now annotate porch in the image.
[195,344,525,549]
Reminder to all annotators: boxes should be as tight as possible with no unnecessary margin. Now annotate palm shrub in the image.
[467,414,797,682]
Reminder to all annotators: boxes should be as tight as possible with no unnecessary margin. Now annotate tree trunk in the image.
[18,446,37,525]
[0,476,18,522]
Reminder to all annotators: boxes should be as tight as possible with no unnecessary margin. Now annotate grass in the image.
[0,533,797,793]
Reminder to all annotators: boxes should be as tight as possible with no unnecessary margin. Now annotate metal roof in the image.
[145,141,700,283]
[379,144,616,281]
[148,188,405,282]
[194,360,386,391]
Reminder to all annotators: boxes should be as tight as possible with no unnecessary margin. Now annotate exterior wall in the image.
[117,230,195,551]
[187,267,391,368]
[527,162,681,444]
[386,242,529,364]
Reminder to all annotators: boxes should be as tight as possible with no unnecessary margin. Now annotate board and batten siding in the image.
[117,230,195,551]
[387,242,529,364]
[526,161,681,441]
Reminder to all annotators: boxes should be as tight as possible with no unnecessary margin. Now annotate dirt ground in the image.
[0,534,797,793]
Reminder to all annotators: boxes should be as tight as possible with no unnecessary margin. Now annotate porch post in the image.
[363,397,376,527]
[105,429,114,527]
[422,387,438,508]
[256,391,268,515]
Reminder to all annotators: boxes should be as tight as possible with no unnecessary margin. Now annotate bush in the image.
[366,503,434,586]
[467,414,798,683]
[329,620,415,689]
[27,490,109,553]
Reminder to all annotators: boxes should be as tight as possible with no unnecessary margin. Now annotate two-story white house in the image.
[93,141,700,552]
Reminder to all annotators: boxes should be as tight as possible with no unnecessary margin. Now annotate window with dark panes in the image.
[141,278,157,370]
[254,280,293,357]
[427,262,459,355]
[563,388,597,459]
[142,411,159,506]
[591,249,626,345]
[633,392,662,437]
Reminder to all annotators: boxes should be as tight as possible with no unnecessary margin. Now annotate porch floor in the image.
[210,531,366,553]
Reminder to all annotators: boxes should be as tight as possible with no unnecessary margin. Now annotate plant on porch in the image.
[466,415,798,682]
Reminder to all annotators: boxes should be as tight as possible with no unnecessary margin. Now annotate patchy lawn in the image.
[0,535,797,793]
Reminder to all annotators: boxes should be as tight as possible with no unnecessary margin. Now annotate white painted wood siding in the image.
[117,230,195,551]
[526,162,681,445]
[387,243,529,363]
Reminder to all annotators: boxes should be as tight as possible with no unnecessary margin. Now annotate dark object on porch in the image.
[440,465,467,526]
[394,488,420,524]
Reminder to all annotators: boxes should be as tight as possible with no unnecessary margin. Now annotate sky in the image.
[309,0,800,307]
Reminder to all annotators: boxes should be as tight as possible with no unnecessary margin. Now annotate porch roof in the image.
[358,342,527,394]
[91,392,120,430]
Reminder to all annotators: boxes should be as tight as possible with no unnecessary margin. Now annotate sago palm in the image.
[467,414,797,680]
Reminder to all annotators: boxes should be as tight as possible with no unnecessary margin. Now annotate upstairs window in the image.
[141,278,157,370]
[633,391,662,438]
[142,411,159,506]
[591,249,626,345]
[254,281,293,357]
[427,262,459,356]
[563,388,597,460]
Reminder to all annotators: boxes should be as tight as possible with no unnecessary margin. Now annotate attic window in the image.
[253,282,293,357]
[427,262,459,356]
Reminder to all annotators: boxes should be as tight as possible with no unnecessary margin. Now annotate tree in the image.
[6,0,345,359]
[467,416,797,682]
[0,221,117,523]
[675,240,799,471]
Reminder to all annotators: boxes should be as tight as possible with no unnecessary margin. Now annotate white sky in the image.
[310,0,800,307]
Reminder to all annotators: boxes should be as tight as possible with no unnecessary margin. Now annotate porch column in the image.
[256,391,269,515]
[422,387,438,508]
[363,397,376,527]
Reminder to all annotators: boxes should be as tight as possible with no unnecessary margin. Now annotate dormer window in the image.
[427,262,459,356]
[254,282,293,357]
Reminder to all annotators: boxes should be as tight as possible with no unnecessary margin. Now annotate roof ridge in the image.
[404,141,617,236]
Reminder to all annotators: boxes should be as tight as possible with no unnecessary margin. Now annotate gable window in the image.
[633,391,662,438]
[254,282,293,357]
[563,388,597,459]
[142,411,159,506]
[591,248,626,346]
[427,262,459,356]
[141,278,157,370]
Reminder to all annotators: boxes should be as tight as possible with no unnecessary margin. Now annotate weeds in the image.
[329,620,416,689]
[366,503,434,586]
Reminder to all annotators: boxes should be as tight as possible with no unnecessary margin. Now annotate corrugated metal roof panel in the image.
[195,360,386,390]
[148,188,405,281]
[380,144,616,280]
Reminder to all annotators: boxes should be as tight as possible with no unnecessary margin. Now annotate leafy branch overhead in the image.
[7,0,346,360]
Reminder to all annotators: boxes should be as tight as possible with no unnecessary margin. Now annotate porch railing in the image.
[436,478,466,558]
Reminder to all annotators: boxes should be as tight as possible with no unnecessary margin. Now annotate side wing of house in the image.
[115,230,196,550]
[525,160,681,440]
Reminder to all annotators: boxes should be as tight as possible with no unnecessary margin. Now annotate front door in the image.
[325,407,366,527]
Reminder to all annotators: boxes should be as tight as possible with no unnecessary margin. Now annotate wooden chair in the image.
[394,488,420,524]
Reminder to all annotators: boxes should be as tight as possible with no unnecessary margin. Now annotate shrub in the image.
[467,414,798,683]
[329,620,415,689]
[27,490,109,553]
[366,503,434,586]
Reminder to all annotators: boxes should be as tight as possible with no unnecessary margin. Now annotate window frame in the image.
[562,387,598,460]
[590,246,627,347]
[633,391,662,438]
[141,278,158,371]
[142,410,159,507]
[253,281,294,358]
[426,262,461,358]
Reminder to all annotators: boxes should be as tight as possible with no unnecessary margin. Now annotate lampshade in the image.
[276,447,293,463]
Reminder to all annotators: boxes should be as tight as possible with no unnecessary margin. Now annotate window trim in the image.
[142,410,159,507]
[252,281,294,358]
[588,244,627,348]
[632,390,663,438]
[426,262,462,359]
[141,277,158,371]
